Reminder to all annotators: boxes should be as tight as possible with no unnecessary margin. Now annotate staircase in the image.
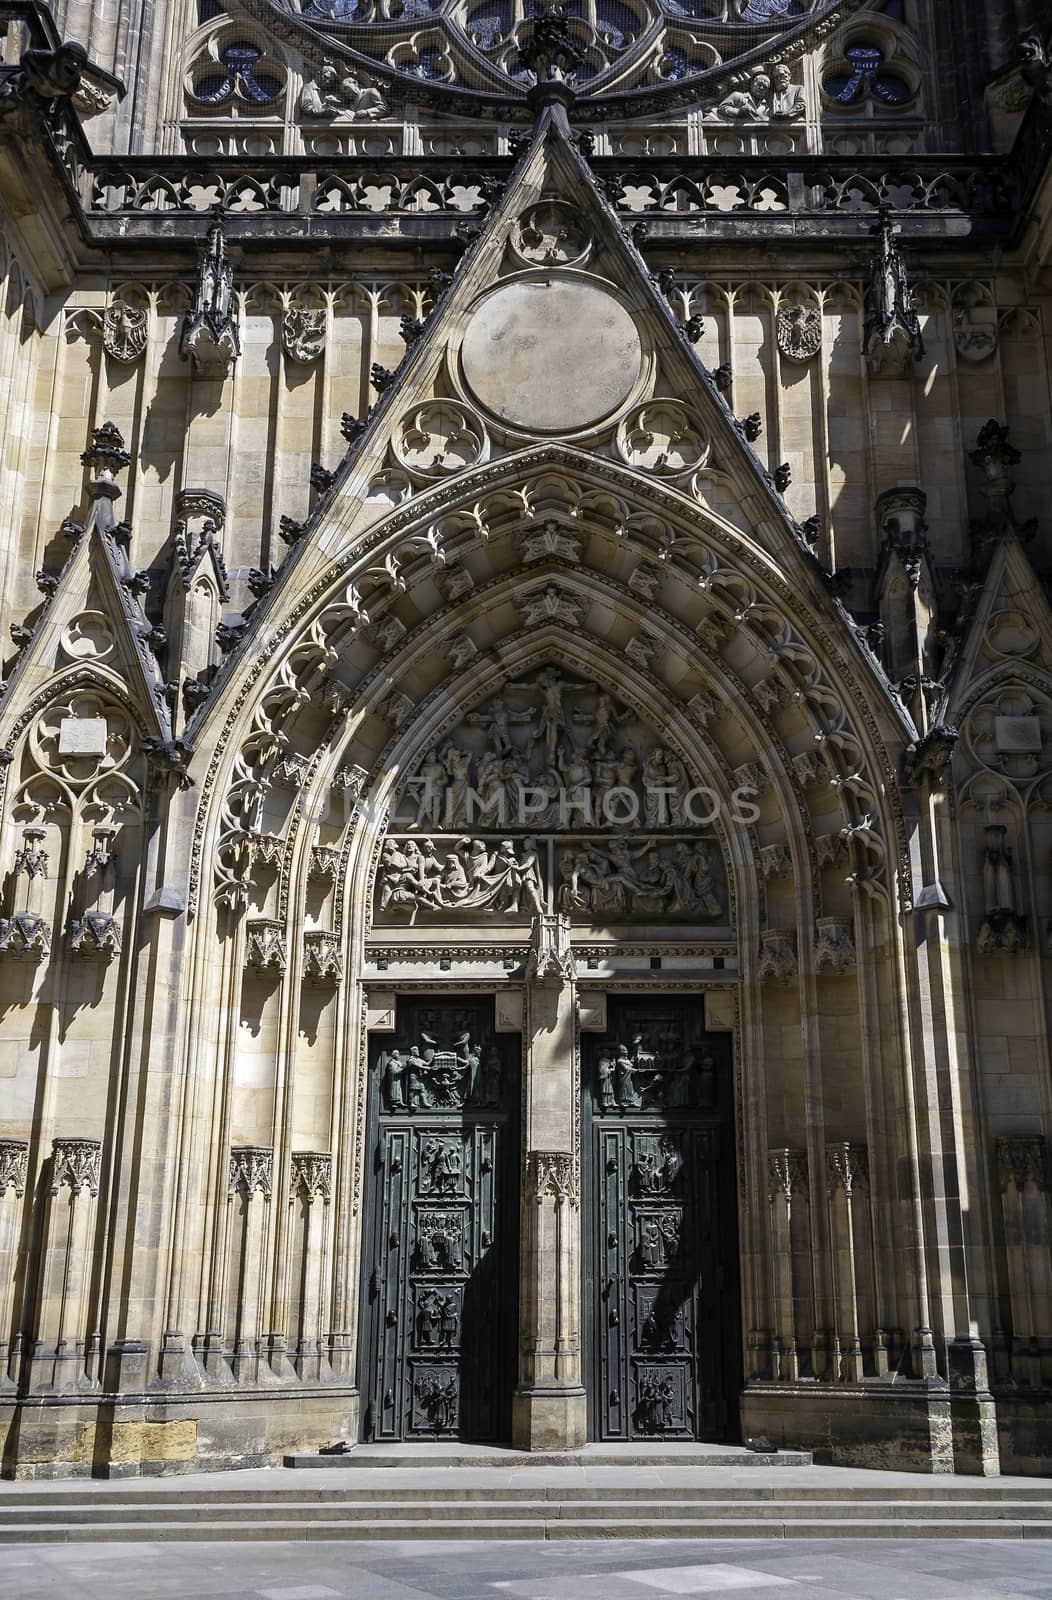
[2,1446,1052,1543]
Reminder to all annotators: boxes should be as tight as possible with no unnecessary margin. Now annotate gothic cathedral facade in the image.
[0,0,1051,1481]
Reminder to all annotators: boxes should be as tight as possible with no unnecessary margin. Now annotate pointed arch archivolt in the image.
[188,444,913,932]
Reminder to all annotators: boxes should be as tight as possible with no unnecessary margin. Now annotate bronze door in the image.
[359,998,520,1441]
[584,997,740,1441]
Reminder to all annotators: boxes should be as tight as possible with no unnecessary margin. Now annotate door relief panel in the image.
[360,1000,519,1442]
[586,1000,738,1442]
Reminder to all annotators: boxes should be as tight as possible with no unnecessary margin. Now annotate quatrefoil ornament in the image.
[393,402,487,478]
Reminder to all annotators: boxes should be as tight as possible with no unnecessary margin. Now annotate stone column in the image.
[0,1139,28,1388]
[289,1151,333,1383]
[512,914,586,1449]
[766,1148,809,1382]
[27,1138,102,1393]
[996,1136,1052,1386]
[825,1142,871,1384]
[226,1146,274,1385]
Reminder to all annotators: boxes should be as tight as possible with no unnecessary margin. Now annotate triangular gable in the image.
[0,492,174,751]
[194,109,904,740]
[942,529,1052,719]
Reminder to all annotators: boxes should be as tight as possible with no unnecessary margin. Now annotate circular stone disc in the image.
[461,278,642,433]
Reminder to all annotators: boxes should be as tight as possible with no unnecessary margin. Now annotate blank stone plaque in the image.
[58,717,108,757]
[994,715,1042,753]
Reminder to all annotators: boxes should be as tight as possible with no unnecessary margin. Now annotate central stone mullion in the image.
[513,921,587,1450]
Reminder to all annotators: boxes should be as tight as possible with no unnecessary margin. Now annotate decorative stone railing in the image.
[45,150,1033,245]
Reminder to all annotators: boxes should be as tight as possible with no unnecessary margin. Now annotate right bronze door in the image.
[584,997,740,1441]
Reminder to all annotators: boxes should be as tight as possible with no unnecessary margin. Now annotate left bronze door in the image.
[359,998,520,1442]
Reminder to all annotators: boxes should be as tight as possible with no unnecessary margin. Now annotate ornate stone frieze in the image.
[380,667,727,926]
[229,1146,273,1197]
[826,1141,868,1196]
[282,305,326,364]
[51,1137,102,1197]
[303,930,343,986]
[560,838,723,920]
[378,836,545,918]
[758,930,797,984]
[524,1151,578,1205]
[0,1140,29,1197]
[814,917,857,976]
[767,1148,808,1202]
[245,918,287,975]
[291,1150,333,1202]
[996,1135,1048,1191]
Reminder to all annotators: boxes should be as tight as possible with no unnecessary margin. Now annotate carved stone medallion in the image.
[617,400,710,476]
[283,305,327,364]
[393,401,487,477]
[776,302,822,363]
[512,201,592,267]
[103,300,148,365]
[460,277,642,433]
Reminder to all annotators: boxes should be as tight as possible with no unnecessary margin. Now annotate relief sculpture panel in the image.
[373,667,728,929]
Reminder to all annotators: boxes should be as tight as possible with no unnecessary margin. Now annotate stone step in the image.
[5,1480,1052,1508]
[284,1444,813,1469]
[1,1497,1050,1527]
[0,1515,1050,1544]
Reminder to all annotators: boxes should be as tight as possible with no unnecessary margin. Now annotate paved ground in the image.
[2,1539,1052,1600]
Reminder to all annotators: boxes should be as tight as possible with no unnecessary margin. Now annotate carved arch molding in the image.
[190,453,909,958]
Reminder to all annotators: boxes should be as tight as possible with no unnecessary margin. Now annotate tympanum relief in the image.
[374,668,728,928]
